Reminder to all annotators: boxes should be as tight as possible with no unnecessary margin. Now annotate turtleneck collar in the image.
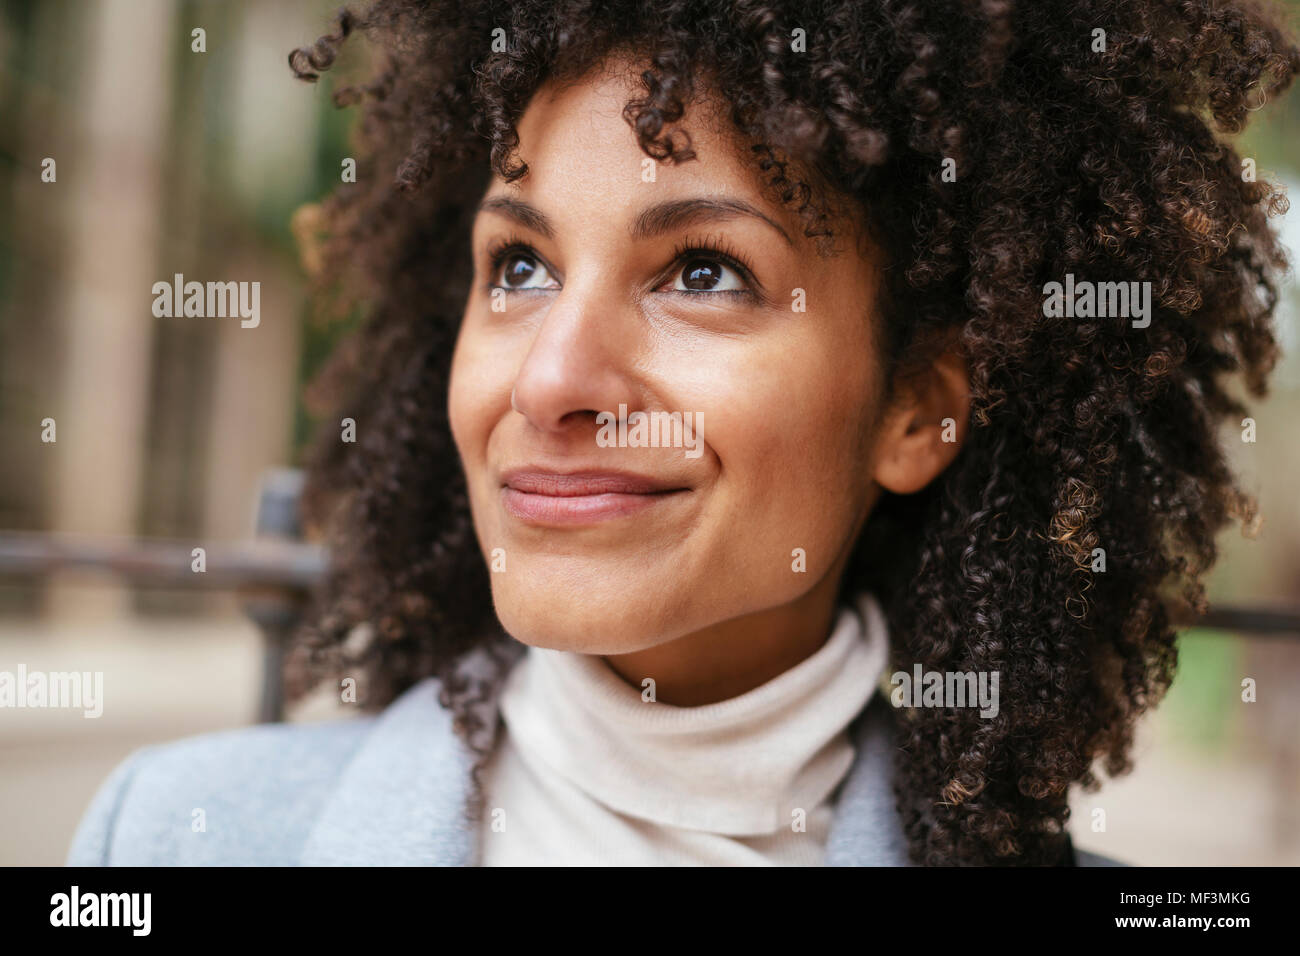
[494,592,890,836]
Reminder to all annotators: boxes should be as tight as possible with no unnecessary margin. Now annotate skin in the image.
[449,57,970,705]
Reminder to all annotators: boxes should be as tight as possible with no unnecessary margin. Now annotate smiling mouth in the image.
[499,470,690,526]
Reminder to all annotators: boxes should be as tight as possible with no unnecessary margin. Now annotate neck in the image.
[602,566,847,706]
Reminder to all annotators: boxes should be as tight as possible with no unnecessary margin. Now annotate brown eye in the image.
[504,254,536,286]
[674,257,744,292]
[494,251,556,290]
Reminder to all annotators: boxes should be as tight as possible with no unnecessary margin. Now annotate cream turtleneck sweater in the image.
[476,593,890,866]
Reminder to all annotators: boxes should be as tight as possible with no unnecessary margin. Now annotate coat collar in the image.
[300,646,913,866]
[299,672,482,865]
[823,694,914,865]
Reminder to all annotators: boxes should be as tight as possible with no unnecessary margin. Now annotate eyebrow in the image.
[632,198,794,246]
[477,195,794,246]
[478,196,556,239]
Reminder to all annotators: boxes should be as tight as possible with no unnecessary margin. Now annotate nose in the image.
[509,276,639,436]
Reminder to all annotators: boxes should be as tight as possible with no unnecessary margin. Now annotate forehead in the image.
[483,59,796,228]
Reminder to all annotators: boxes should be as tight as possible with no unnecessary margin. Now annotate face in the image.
[449,59,890,655]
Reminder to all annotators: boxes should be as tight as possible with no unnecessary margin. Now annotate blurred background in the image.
[0,0,1298,866]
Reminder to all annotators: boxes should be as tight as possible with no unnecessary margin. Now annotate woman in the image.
[69,0,1298,866]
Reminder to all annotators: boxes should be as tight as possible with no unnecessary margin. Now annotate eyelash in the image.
[485,234,541,291]
[484,234,760,299]
[667,235,759,299]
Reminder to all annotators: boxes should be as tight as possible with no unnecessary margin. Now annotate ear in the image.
[871,344,970,495]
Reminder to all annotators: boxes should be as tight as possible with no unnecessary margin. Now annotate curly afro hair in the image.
[286,0,1299,865]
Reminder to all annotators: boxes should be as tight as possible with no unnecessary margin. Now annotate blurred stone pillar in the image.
[199,1,314,549]
[48,0,175,620]
[201,264,301,547]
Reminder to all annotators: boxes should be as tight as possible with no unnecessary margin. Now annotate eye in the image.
[493,250,558,290]
[674,257,746,293]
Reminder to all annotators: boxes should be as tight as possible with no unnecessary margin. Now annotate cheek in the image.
[448,312,503,463]
[707,331,877,574]
[448,317,511,564]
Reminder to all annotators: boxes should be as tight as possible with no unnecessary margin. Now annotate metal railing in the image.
[1,468,1298,720]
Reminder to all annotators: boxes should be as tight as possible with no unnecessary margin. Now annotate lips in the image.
[500,469,688,525]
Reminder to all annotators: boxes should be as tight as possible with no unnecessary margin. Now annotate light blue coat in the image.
[66,664,1125,866]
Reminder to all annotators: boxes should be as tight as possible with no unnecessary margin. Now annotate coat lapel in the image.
[300,671,489,866]
[823,694,914,865]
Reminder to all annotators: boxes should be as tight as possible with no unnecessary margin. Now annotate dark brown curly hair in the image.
[285,0,1299,865]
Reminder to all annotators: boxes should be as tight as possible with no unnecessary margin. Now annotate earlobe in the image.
[871,346,971,495]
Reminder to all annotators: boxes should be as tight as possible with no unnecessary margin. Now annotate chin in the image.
[489,576,677,655]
